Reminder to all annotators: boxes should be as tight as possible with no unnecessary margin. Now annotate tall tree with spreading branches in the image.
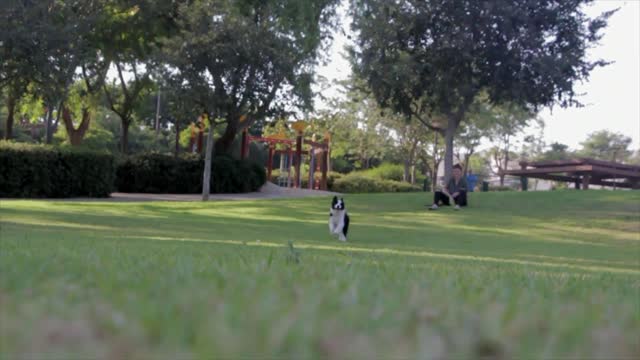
[158,0,339,199]
[158,0,339,155]
[350,0,616,182]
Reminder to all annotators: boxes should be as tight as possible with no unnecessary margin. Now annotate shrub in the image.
[0,141,114,198]
[360,162,405,181]
[331,157,355,173]
[332,173,421,193]
[115,153,266,194]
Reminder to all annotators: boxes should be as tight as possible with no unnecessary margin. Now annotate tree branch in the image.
[115,62,130,100]
[103,83,125,120]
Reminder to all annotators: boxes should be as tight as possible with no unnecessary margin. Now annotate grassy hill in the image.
[1,191,639,358]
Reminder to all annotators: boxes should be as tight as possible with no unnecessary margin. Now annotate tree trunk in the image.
[202,123,216,201]
[404,140,418,183]
[403,161,411,183]
[155,89,161,135]
[411,165,416,185]
[4,94,16,140]
[500,144,510,186]
[62,107,91,146]
[432,160,440,192]
[121,121,130,154]
[443,118,457,183]
[462,152,473,175]
[174,120,180,158]
[45,105,54,144]
[430,132,439,191]
[214,120,237,155]
[53,101,62,130]
[424,166,432,185]
[44,107,53,144]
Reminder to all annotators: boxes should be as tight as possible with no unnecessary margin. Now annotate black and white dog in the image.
[329,196,350,241]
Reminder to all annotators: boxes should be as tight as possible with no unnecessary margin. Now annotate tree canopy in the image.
[578,130,632,162]
[158,0,339,154]
[349,0,616,181]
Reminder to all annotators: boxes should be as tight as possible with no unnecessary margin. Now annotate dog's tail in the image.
[342,214,350,237]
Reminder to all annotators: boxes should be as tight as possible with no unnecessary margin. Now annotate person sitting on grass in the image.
[429,164,468,210]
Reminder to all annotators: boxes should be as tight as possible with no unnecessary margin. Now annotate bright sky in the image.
[315,0,640,151]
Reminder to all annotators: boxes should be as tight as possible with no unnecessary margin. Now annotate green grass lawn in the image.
[1,190,639,359]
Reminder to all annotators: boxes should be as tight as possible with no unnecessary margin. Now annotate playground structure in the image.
[184,117,331,190]
[240,121,330,191]
[504,158,640,190]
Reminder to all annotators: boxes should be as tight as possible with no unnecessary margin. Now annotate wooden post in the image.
[294,133,302,188]
[308,149,315,190]
[582,174,591,190]
[320,143,328,191]
[287,147,293,188]
[574,180,581,190]
[267,144,274,181]
[240,129,249,160]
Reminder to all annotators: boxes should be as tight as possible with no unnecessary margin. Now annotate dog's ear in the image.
[332,196,338,202]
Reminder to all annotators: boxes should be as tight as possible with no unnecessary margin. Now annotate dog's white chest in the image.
[331,210,345,225]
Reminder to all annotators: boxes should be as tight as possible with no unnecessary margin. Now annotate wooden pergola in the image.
[503,158,640,190]
[240,128,330,191]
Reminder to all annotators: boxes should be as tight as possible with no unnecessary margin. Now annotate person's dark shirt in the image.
[447,176,467,194]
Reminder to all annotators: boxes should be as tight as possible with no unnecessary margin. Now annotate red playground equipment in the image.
[240,121,330,191]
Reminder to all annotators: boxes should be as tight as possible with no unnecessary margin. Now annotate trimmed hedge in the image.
[0,141,114,198]
[116,153,266,194]
[332,174,421,193]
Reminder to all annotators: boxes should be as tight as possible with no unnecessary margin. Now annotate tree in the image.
[389,116,430,184]
[0,1,55,140]
[629,150,640,166]
[59,82,101,146]
[159,80,203,158]
[313,81,396,172]
[539,142,573,161]
[1,1,107,144]
[374,106,433,184]
[519,119,546,163]
[418,131,444,191]
[97,1,179,153]
[578,130,632,163]
[455,122,484,176]
[350,0,616,182]
[158,0,339,199]
[455,97,522,176]
[102,68,153,153]
[486,105,535,185]
[159,0,339,155]
[100,28,160,152]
